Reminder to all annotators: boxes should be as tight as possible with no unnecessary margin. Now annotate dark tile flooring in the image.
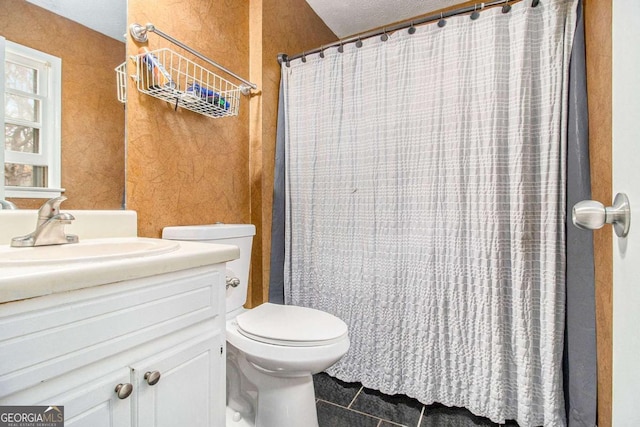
[313,373,520,427]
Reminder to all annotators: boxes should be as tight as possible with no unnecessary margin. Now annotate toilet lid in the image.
[235,303,348,347]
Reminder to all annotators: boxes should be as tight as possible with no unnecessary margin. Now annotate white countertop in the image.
[0,238,239,304]
[0,210,138,244]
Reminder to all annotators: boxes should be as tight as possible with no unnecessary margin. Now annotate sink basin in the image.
[0,238,180,266]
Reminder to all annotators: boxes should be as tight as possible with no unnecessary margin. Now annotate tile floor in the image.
[313,373,521,427]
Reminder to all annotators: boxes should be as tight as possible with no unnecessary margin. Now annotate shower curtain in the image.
[276,1,580,425]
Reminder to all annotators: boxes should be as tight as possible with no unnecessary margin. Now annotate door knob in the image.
[572,192,630,237]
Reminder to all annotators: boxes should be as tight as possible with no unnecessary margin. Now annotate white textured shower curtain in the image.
[282,1,578,425]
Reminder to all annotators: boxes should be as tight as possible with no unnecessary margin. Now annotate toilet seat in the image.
[235,303,348,347]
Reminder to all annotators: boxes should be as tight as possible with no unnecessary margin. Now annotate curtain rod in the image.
[278,0,537,65]
[130,23,257,94]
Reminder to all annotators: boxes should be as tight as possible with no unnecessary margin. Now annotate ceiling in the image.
[25,0,127,41]
[305,0,463,38]
[23,0,462,42]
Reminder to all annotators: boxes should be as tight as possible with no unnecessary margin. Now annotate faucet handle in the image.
[38,196,67,220]
[10,196,78,247]
[1,199,18,210]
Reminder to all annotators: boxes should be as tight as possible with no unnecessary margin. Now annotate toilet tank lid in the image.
[162,224,256,240]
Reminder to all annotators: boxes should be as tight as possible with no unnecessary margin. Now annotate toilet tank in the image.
[162,224,256,313]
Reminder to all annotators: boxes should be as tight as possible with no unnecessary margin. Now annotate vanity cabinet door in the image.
[133,330,225,427]
[38,369,133,427]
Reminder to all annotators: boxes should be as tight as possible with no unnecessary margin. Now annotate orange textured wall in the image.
[126,0,251,237]
[125,0,334,303]
[1,1,125,210]
[584,0,613,425]
[248,0,337,306]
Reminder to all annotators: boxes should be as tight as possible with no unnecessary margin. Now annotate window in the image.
[1,37,62,199]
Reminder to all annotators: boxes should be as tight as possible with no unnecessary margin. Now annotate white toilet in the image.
[162,224,350,427]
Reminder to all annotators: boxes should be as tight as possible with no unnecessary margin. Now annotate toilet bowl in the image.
[162,224,350,427]
[226,304,349,426]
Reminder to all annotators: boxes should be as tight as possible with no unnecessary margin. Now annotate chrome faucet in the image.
[10,196,79,247]
[0,199,17,210]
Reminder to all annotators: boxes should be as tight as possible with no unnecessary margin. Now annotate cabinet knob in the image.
[115,383,133,399]
[144,370,161,386]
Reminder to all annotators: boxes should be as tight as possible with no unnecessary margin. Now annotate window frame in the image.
[1,37,63,199]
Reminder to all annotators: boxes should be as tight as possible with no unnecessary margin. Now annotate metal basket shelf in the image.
[128,48,241,119]
[115,62,127,104]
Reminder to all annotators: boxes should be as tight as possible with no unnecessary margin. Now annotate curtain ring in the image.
[531,0,540,7]
[381,28,389,41]
[301,51,307,63]
[408,21,416,34]
[319,45,325,58]
[471,4,480,20]
[502,0,512,13]
[338,42,344,53]
[356,37,363,48]
[438,12,447,27]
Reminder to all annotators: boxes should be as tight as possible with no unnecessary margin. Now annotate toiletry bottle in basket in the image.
[139,47,176,90]
[188,82,230,110]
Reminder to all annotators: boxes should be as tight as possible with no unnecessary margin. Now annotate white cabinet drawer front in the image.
[0,267,222,396]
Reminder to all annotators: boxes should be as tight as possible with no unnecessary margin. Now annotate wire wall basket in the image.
[130,48,241,119]
[115,62,127,104]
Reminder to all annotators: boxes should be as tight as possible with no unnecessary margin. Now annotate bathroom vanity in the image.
[0,211,239,427]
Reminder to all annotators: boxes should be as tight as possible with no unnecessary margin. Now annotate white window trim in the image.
[2,37,64,199]
[0,37,5,201]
